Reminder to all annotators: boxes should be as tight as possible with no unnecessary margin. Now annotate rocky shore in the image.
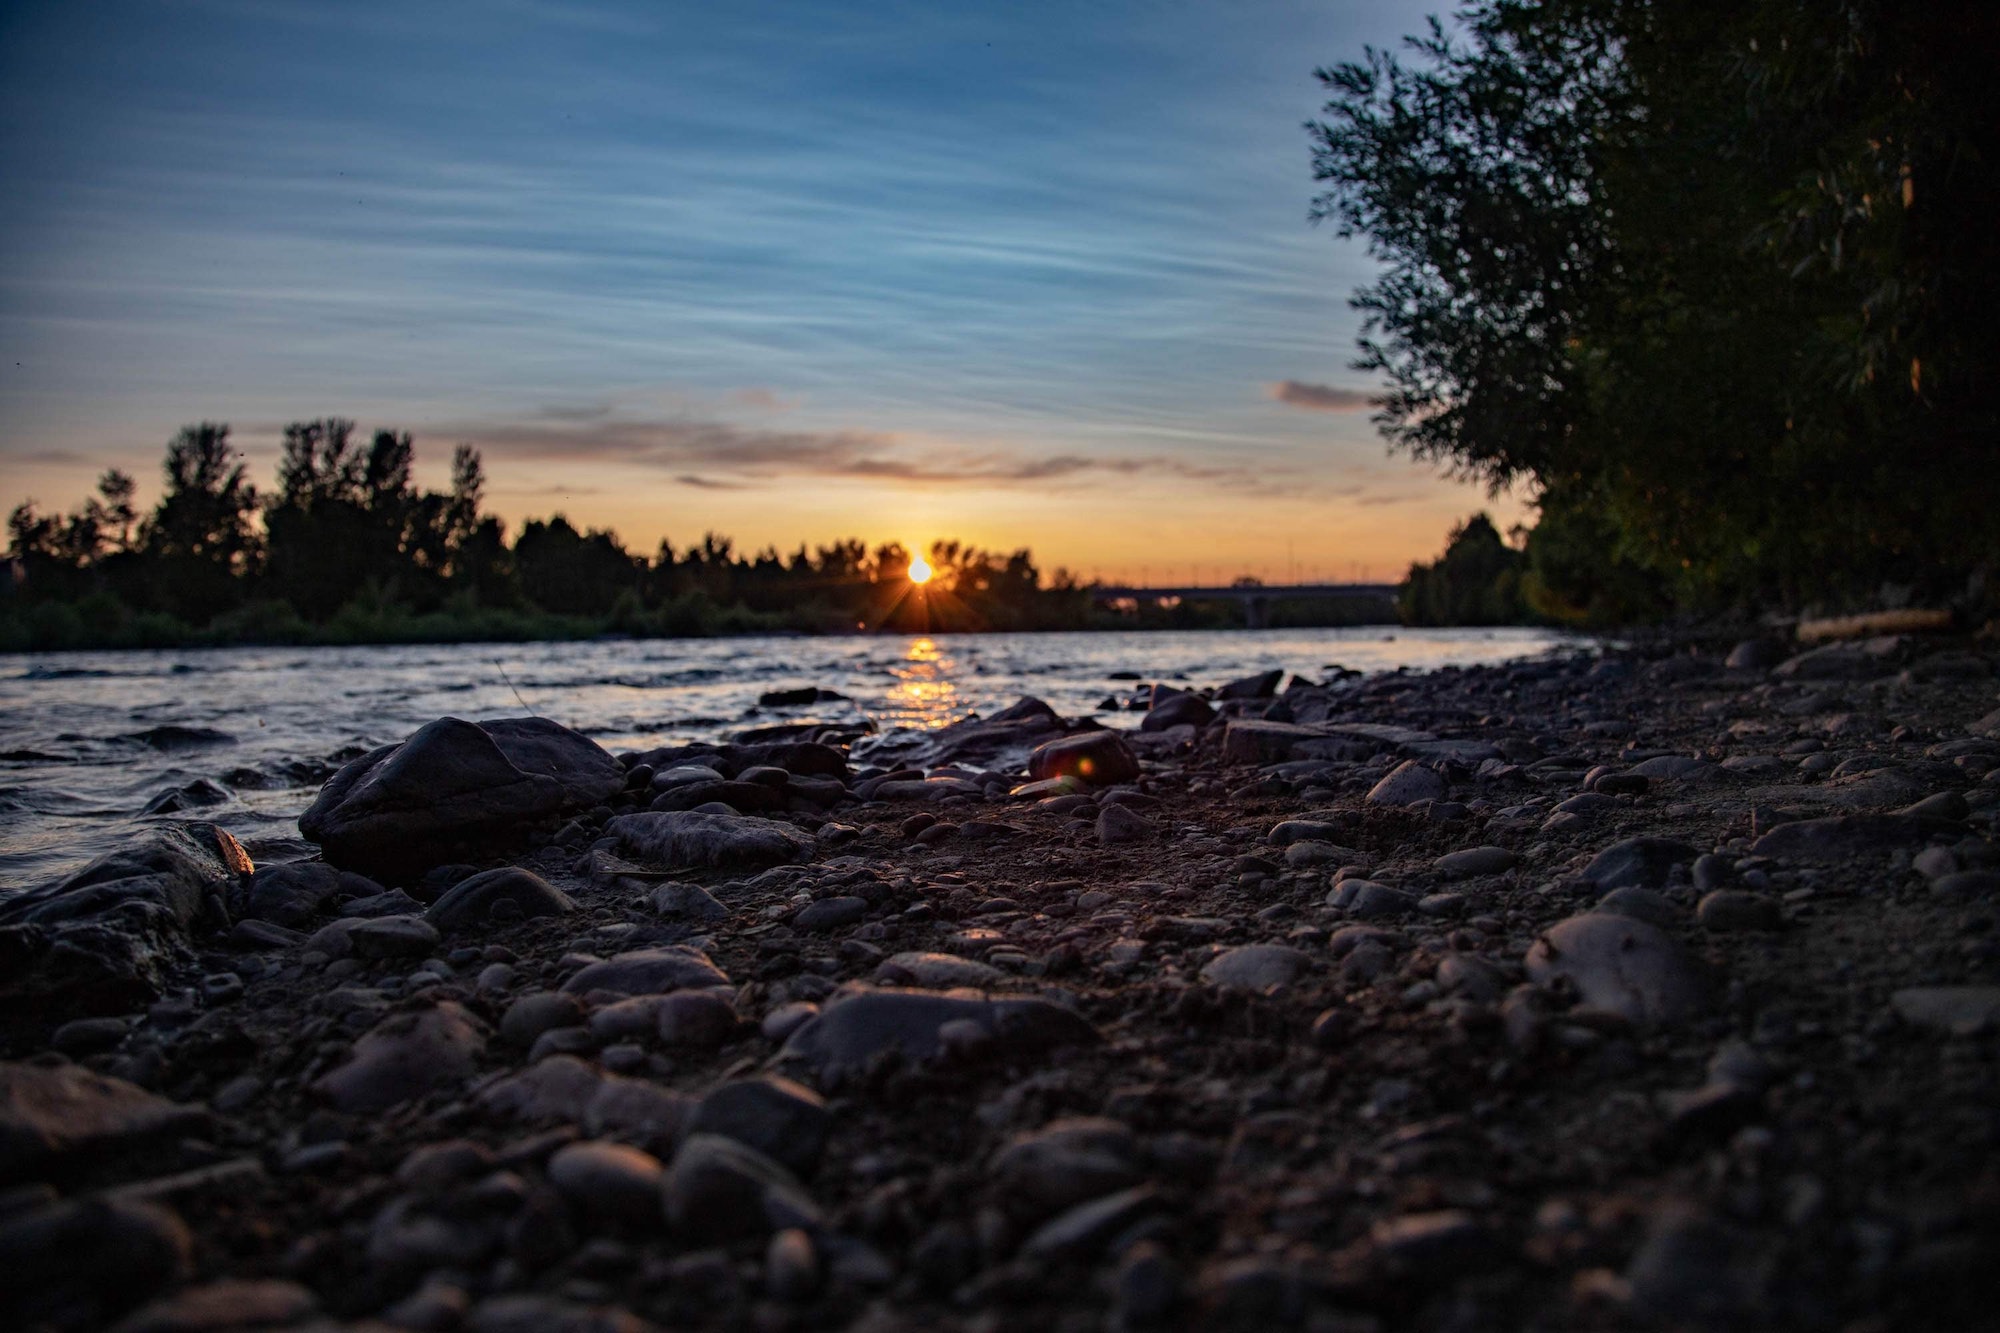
[3,632,1997,1331]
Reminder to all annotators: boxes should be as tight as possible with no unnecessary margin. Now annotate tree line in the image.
[1312,0,1997,623]
[2,419,1124,650]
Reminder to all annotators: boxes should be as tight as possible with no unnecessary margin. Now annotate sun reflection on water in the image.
[883,636,960,729]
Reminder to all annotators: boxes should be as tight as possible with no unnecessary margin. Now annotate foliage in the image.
[1310,0,1999,613]
[1399,513,1529,626]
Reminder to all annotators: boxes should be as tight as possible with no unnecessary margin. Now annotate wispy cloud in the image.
[445,412,1281,492]
[1268,380,1373,412]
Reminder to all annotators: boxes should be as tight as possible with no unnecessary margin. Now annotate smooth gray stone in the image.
[560,946,729,997]
[606,810,813,871]
[778,987,1098,1087]
[1200,944,1310,993]
[684,1077,830,1179]
[1525,913,1707,1028]
[427,868,574,932]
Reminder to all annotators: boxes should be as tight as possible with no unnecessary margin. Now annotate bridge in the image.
[1090,582,1399,629]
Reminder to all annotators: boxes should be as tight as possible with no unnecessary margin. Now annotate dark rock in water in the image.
[140,777,232,815]
[685,1077,830,1178]
[758,686,846,707]
[0,1061,209,1183]
[299,716,624,878]
[1525,913,1708,1028]
[779,987,1099,1087]
[664,1133,821,1241]
[1216,669,1283,700]
[1142,690,1215,732]
[1750,814,1951,861]
[313,1001,488,1112]
[560,946,731,997]
[426,867,575,932]
[1028,731,1140,786]
[1581,836,1696,889]
[125,725,234,751]
[607,810,813,871]
[0,823,246,1017]
[0,1196,191,1326]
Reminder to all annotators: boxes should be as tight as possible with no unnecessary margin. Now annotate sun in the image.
[908,555,934,585]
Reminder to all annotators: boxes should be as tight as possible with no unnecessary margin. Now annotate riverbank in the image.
[2,630,1996,1330]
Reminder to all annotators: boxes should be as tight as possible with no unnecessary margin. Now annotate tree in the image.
[1310,0,2000,611]
[141,423,260,621]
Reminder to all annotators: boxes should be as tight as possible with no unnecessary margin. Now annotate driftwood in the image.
[1795,607,1953,644]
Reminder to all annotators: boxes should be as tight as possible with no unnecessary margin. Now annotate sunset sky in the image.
[0,0,1526,585]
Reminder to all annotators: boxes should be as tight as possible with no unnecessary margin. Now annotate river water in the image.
[0,626,1577,890]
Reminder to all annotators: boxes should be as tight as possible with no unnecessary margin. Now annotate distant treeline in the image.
[2,419,1379,651]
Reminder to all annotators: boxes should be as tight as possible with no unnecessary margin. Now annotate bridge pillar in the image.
[1245,596,1267,630]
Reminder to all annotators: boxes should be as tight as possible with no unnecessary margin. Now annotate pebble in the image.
[1582,837,1695,890]
[1525,913,1707,1028]
[427,867,575,931]
[1200,944,1311,993]
[312,1001,488,1112]
[779,987,1098,1086]
[1697,890,1783,932]
[1365,760,1447,806]
[502,991,587,1046]
[559,947,730,996]
[346,913,441,959]
[1434,845,1518,877]
[662,1133,821,1240]
[794,896,869,930]
[991,1117,1142,1215]
[547,1141,666,1225]
[685,1077,830,1178]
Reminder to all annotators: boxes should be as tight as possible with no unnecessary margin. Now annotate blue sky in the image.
[0,0,1521,582]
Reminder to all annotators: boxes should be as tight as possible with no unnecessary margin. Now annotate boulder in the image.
[1141,691,1215,732]
[299,717,623,878]
[1028,731,1141,787]
[0,824,247,1017]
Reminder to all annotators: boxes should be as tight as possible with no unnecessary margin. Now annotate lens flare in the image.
[908,556,933,585]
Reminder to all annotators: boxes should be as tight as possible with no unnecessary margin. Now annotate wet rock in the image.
[606,810,813,871]
[1365,761,1446,807]
[0,823,244,1015]
[1891,987,2000,1035]
[313,1001,488,1112]
[1027,731,1141,786]
[237,863,343,928]
[778,987,1098,1087]
[140,777,233,815]
[547,1140,666,1225]
[1582,836,1696,890]
[1200,944,1310,993]
[300,716,623,878]
[427,867,575,932]
[1696,890,1782,932]
[795,896,868,931]
[663,1133,820,1240]
[874,952,1006,988]
[1096,803,1155,845]
[107,1278,317,1333]
[0,1061,209,1182]
[685,1077,830,1178]
[1525,914,1707,1028]
[1218,669,1284,700]
[0,1197,190,1325]
[1434,845,1518,878]
[1750,814,1949,861]
[1141,691,1214,732]
[347,913,441,959]
[992,1118,1142,1216]
[560,947,730,997]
